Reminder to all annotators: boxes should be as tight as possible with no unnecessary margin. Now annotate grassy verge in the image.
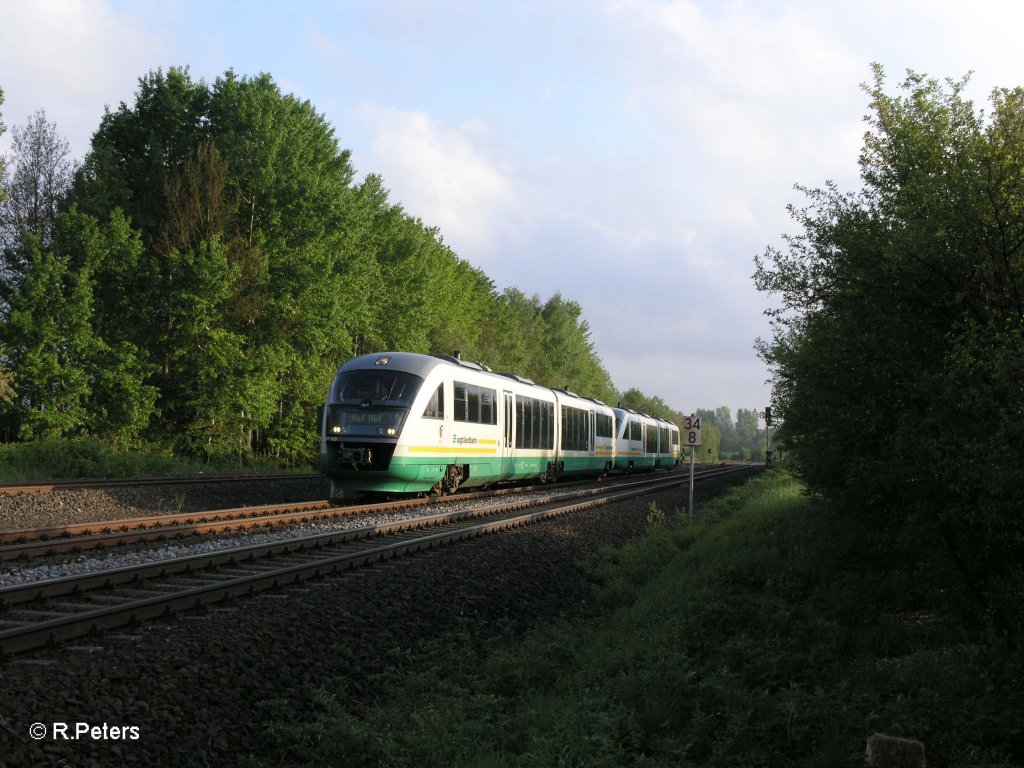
[0,437,309,482]
[252,469,1023,767]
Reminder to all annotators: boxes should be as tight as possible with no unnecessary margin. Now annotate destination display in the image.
[328,407,407,437]
[347,412,387,425]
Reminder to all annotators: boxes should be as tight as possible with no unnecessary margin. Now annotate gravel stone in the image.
[0,477,326,531]
[0,467,761,767]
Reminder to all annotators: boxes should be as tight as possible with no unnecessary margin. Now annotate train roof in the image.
[337,352,445,379]
[612,406,679,428]
[337,351,502,379]
[336,353,624,414]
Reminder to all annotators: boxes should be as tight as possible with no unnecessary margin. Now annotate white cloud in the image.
[608,0,865,182]
[355,105,520,262]
[0,0,172,159]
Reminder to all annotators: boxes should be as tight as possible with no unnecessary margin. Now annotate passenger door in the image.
[502,391,514,475]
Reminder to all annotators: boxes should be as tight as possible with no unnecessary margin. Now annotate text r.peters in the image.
[32,722,141,741]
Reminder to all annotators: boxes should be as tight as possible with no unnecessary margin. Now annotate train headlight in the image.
[331,426,342,434]
[387,427,397,436]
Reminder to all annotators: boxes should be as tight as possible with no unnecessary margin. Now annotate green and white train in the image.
[320,351,681,500]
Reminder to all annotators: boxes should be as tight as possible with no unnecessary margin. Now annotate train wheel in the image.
[438,464,464,495]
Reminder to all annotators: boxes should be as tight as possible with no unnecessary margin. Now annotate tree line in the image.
[755,65,1024,641]
[0,69,719,463]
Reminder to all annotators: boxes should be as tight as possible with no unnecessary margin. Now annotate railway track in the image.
[0,472,319,495]
[0,464,749,656]
[0,467,726,561]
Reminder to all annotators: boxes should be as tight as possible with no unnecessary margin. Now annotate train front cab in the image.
[322,353,563,498]
[320,352,441,498]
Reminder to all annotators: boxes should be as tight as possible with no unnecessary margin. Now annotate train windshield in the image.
[332,370,422,406]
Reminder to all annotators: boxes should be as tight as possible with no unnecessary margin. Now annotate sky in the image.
[2,0,1023,419]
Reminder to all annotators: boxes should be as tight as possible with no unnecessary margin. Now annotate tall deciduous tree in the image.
[74,68,365,458]
[2,227,95,438]
[0,209,157,443]
[755,65,1024,637]
[0,110,75,250]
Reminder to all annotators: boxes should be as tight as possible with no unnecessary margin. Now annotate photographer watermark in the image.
[29,721,141,741]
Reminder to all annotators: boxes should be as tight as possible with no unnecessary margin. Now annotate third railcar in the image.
[320,351,679,500]
[613,407,681,471]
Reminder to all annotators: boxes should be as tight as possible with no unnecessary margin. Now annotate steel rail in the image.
[0,466,727,559]
[0,478,590,558]
[0,465,754,655]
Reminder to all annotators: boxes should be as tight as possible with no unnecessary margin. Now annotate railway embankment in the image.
[249,467,1023,767]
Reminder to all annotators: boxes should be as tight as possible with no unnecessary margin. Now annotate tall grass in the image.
[250,469,1023,767]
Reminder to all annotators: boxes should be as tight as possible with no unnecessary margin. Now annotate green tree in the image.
[0,110,75,250]
[421,243,493,360]
[475,288,616,403]
[755,65,1024,637]
[735,407,758,444]
[0,209,157,444]
[617,388,676,422]
[341,174,492,361]
[2,229,95,438]
[476,288,546,376]
[698,421,721,462]
[74,68,366,460]
[734,407,764,459]
[540,293,616,401]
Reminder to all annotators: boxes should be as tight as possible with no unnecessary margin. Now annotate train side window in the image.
[561,406,589,451]
[452,381,496,424]
[515,395,527,449]
[467,385,481,423]
[423,384,444,419]
[480,387,496,424]
[454,382,467,422]
[645,425,657,452]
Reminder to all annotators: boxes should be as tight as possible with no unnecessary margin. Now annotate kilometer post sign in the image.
[683,414,702,446]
